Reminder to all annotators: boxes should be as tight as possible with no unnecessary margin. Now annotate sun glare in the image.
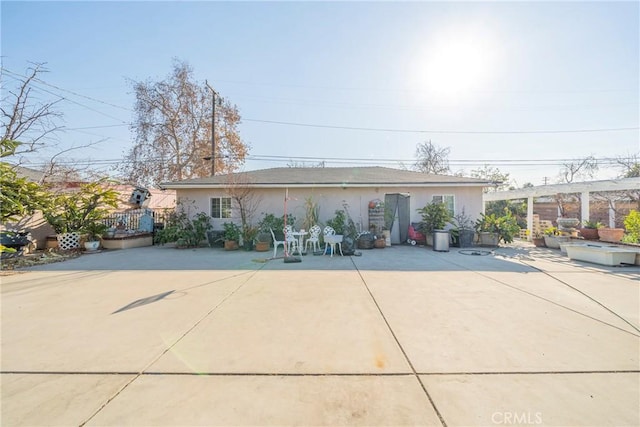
[411,26,501,100]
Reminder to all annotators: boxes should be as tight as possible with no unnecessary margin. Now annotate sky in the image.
[2,0,639,188]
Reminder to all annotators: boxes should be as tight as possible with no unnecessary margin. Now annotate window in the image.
[432,195,455,216]
[211,197,232,219]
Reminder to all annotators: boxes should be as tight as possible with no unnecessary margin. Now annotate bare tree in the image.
[413,140,450,174]
[120,59,248,187]
[1,63,63,156]
[553,156,599,217]
[470,164,511,192]
[615,153,640,178]
[225,172,263,234]
[557,156,598,184]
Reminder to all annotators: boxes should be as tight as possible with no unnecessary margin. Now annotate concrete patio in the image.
[1,244,639,426]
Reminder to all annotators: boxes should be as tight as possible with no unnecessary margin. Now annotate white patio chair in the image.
[283,225,299,254]
[323,226,343,257]
[305,224,322,253]
[269,228,286,258]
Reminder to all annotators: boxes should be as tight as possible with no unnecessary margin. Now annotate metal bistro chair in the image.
[323,226,343,257]
[283,225,300,255]
[269,228,286,258]
[305,224,322,253]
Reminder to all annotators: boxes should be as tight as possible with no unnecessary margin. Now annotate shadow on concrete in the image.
[112,290,175,314]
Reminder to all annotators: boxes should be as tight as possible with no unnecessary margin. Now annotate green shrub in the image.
[223,222,241,242]
[326,209,347,235]
[154,210,212,247]
[623,210,640,243]
[475,211,520,244]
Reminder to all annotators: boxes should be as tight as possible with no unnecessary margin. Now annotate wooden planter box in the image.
[102,233,153,250]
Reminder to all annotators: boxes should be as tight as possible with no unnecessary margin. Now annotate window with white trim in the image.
[432,195,455,217]
[210,197,232,219]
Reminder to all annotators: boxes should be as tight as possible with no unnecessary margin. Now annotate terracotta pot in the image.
[598,228,624,243]
[224,240,239,251]
[255,241,270,252]
[579,228,599,240]
[532,237,546,247]
[374,238,386,248]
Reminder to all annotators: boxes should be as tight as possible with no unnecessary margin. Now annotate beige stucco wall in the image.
[176,185,485,232]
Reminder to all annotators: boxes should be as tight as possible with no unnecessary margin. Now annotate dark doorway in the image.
[384,193,410,244]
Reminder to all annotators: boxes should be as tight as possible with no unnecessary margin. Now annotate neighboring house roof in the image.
[110,185,176,211]
[160,167,493,189]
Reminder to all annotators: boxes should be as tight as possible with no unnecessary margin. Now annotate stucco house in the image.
[161,166,492,245]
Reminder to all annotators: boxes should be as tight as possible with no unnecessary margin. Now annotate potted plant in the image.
[598,227,625,243]
[579,220,603,240]
[475,211,520,247]
[531,230,546,247]
[222,222,241,250]
[82,221,108,251]
[474,213,500,246]
[451,208,475,248]
[43,181,118,251]
[542,226,570,249]
[255,230,271,252]
[417,202,451,247]
[241,225,258,251]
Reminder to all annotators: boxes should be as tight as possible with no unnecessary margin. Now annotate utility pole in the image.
[205,80,218,176]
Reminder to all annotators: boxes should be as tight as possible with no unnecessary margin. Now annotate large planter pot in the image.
[579,228,600,240]
[224,240,239,251]
[532,237,546,247]
[543,235,570,249]
[458,229,475,248]
[57,232,80,250]
[557,217,580,230]
[84,240,100,251]
[478,232,499,247]
[255,241,270,252]
[46,235,59,249]
[374,238,386,248]
[598,228,624,243]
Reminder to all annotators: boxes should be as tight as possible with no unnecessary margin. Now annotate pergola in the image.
[483,178,640,240]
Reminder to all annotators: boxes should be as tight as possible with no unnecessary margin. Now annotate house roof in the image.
[160,167,493,189]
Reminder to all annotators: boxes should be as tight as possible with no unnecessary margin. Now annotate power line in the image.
[243,118,639,135]
[19,154,629,168]
[1,68,132,111]
[4,68,637,136]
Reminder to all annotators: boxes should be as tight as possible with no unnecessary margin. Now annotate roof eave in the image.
[160,182,491,190]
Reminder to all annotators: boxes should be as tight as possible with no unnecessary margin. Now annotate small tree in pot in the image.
[417,202,451,246]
